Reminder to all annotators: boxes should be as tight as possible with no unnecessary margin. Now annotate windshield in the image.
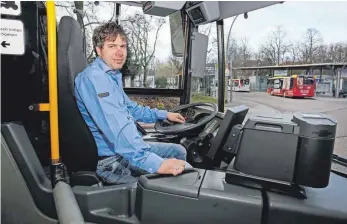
[304,78,315,85]
[219,1,347,174]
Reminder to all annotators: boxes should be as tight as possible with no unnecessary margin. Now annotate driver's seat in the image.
[57,16,101,186]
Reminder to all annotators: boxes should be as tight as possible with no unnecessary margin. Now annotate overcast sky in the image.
[226,1,347,51]
[57,1,347,62]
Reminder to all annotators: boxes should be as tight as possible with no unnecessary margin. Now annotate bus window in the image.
[297,77,304,86]
[274,79,281,89]
[56,2,185,109]
[233,80,239,87]
[304,78,315,85]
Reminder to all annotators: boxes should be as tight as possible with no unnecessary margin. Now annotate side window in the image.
[55,2,183,111]
[274,79,284,89]
[120,6,182,90]
[56,2,183,90]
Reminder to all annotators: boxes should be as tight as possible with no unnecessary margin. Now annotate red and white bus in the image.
[231,78,250,92]
[267,75,316,98]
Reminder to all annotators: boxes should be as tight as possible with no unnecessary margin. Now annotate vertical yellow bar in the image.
[46,1,60,163]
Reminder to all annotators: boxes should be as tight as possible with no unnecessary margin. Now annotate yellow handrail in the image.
[46,1,60,163]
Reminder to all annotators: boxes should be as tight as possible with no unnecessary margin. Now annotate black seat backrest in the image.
[57,16,97,172]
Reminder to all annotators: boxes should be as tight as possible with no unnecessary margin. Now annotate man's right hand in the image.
[157,158,186,176]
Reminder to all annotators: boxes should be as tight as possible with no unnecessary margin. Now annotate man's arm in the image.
[75,73,164,173]
[123,93,168,123]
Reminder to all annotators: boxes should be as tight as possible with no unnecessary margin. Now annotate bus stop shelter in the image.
[232,63,346,98]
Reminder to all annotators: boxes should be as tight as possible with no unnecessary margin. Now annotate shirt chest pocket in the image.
[98,90,125,113]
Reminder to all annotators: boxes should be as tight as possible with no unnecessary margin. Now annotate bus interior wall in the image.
[1,2,51,167]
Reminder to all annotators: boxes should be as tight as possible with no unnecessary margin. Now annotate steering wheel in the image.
[154,102,218,135]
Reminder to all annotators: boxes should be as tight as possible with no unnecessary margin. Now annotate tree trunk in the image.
[143,66,148,87]
[131,76,135,87]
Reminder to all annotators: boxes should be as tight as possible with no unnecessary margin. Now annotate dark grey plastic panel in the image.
[138,169,204,198]
[267,173,347,224]
[234,128,298,182]
[136,169,263,224]
[199,170,263,224]
[292,112,337,138]
[73,184,139,224]
[1,134,57,224]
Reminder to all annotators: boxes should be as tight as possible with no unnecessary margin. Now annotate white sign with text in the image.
[0,19,25,55]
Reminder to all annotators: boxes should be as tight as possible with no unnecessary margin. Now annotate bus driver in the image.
[75,22,192,185]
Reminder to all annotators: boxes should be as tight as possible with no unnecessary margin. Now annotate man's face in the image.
[96,34,127,70]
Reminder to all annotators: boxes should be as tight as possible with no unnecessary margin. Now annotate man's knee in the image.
[172,143,187,161]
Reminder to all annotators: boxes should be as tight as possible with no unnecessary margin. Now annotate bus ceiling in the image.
[107,1,283,22]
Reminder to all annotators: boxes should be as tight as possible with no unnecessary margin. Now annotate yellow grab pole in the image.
[46,1,60,163]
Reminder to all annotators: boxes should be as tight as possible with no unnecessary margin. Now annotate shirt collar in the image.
[95,56,121,76]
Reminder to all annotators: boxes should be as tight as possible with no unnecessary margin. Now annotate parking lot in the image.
[226,92,347,161]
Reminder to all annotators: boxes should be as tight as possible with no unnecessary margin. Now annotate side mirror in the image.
[169,11,184,57]
[191,32,208,77]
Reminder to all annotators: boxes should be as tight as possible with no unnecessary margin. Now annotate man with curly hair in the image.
[75,21,192,184]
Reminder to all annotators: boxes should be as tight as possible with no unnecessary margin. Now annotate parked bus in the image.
[231,78,250,92]
[267,75,316,98]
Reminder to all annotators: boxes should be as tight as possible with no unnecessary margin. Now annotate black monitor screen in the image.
[188,6,206,23]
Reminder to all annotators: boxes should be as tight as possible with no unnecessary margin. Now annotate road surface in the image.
[226,92,347,172]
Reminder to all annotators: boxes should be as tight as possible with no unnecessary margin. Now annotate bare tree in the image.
[123,13,166,87]
[259,25,288,65]
[301,28,323,63]
[327,42,347,63]
[121,48,140,87]
[227,37,239,68]
[170,56,183,74]
[238,37,252,67]
[199,23,217,63]
[287,42,302,64]
[55,1,114,62]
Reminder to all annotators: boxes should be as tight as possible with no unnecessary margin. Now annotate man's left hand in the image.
[167,112,185,123]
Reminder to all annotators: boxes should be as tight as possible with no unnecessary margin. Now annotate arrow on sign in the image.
[1,41,10,48]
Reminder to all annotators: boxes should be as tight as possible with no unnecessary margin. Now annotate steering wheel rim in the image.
[154,102,218,134]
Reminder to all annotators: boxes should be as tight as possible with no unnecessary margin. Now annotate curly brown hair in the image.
[92,21,127,54]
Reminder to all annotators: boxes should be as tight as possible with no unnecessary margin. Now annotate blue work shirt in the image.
[74,57,168,174]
